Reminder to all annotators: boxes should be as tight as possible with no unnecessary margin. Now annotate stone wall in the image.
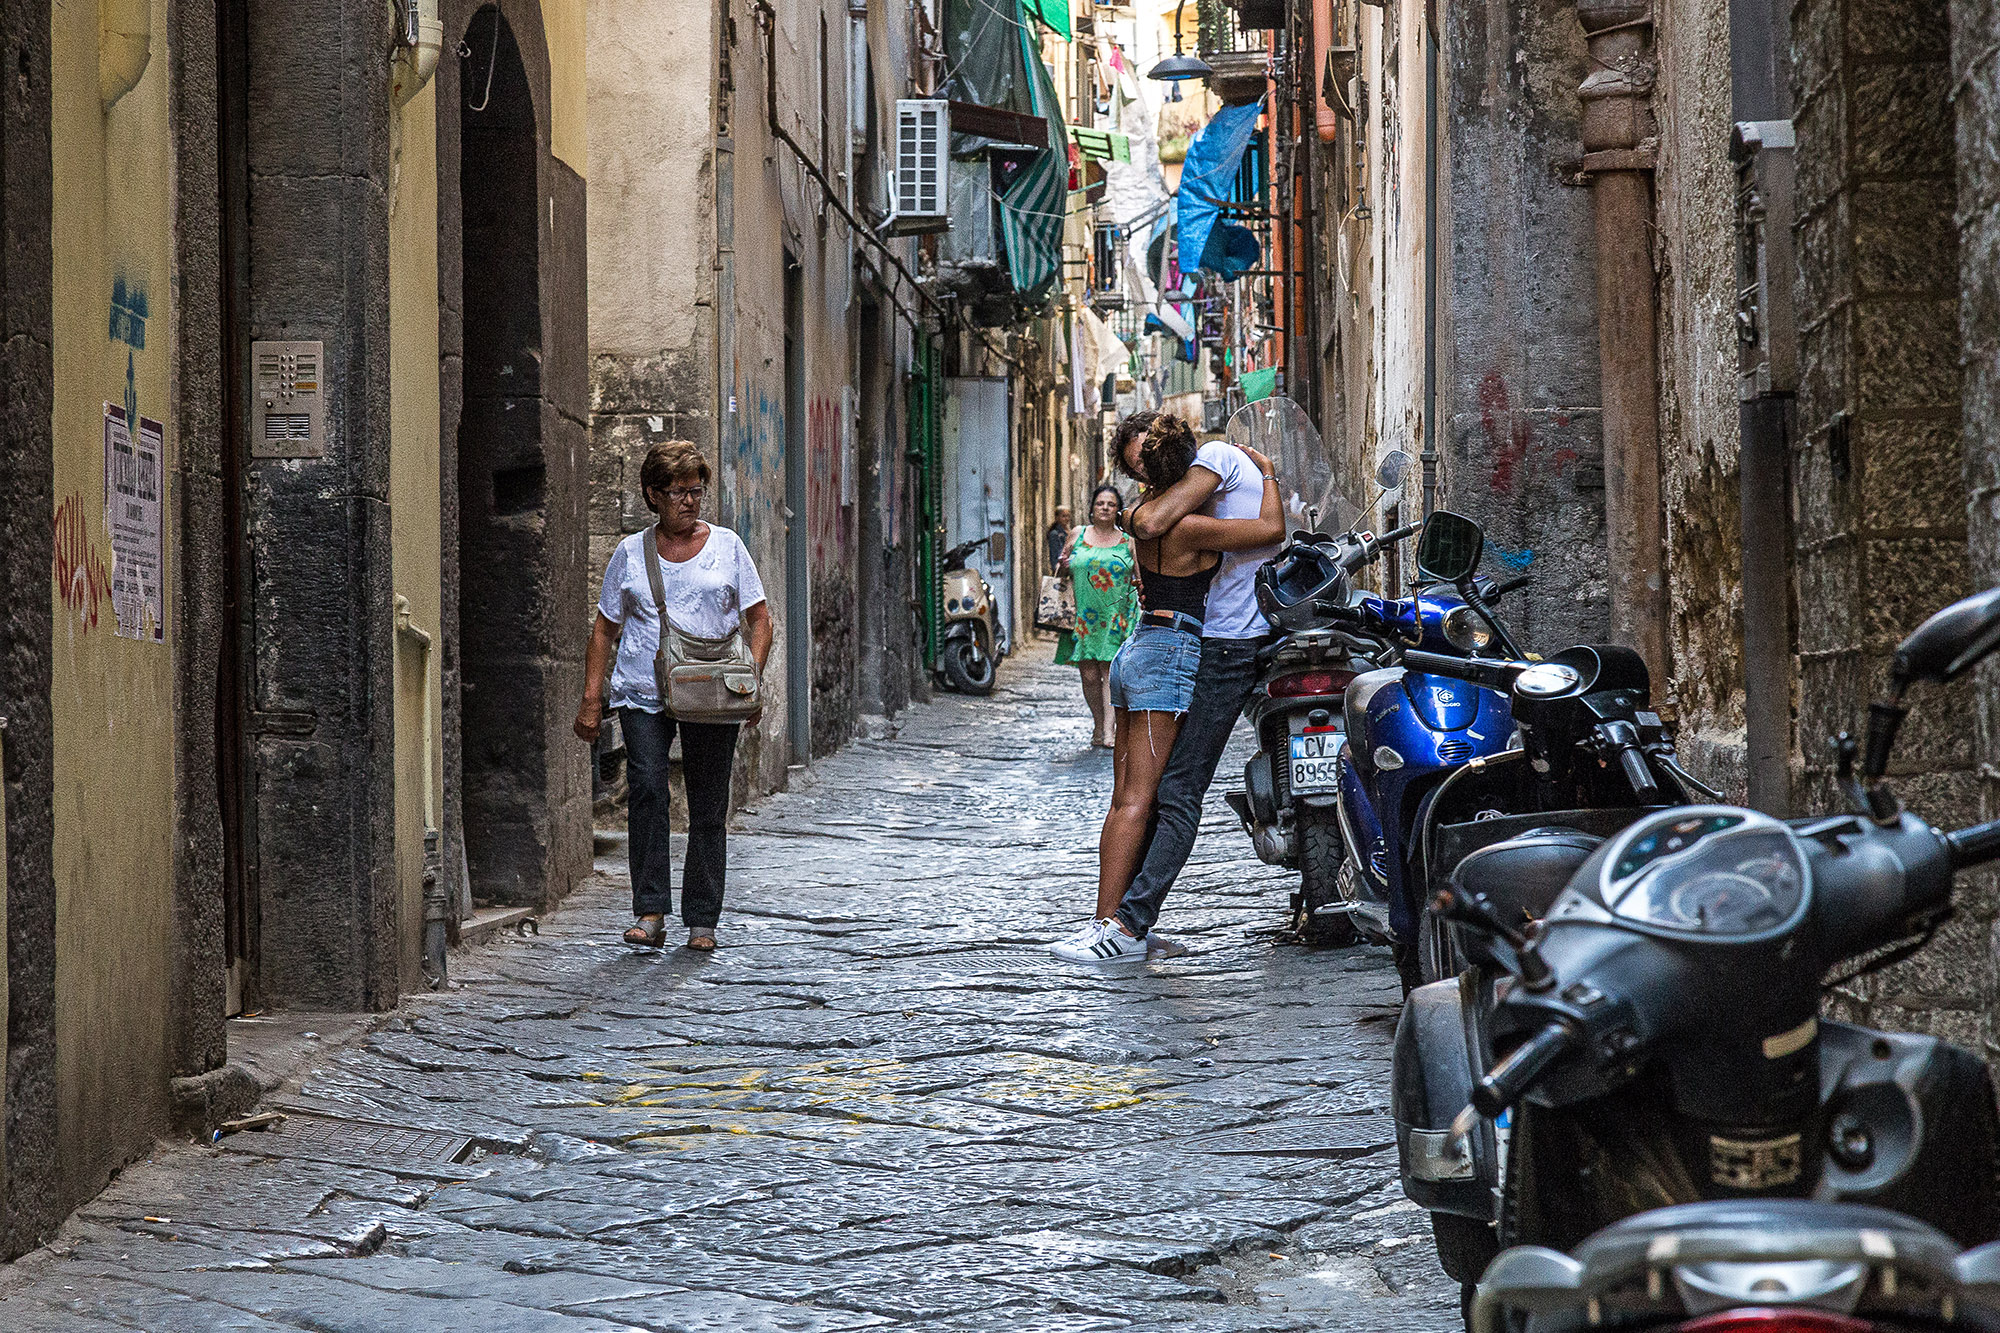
[1440,0,1609,650]
[1789,0,1978,1042]
[1953,0,2000,1058]
[1653,0,1751,790]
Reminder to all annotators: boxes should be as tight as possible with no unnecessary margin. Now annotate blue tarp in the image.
[1174,101,1263,279]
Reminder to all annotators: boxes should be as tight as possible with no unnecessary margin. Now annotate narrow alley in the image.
[0,650,1456,1333]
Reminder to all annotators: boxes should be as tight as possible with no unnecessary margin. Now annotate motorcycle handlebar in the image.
[1470,1021,1578,1120]
[1488,575,1532,600]
[1379,522,1422,545]
[1399,648,1521,690]
[1948,818,2000,870]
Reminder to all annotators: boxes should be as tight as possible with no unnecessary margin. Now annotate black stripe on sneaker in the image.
[1092,939,1116,958]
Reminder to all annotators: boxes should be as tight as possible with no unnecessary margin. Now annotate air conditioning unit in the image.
[887,98,950,236]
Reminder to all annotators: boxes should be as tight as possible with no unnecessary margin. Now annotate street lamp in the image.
[1148,3,1211,86]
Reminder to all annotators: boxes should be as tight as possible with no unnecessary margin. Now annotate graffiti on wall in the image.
[53,494,113,632]
[805,394,849,570]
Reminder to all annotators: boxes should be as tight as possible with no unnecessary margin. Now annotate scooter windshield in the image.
[1599,812,1810,940]
[1227,397,1353,534]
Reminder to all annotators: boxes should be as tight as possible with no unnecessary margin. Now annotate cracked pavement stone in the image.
[0,649,1458,1330]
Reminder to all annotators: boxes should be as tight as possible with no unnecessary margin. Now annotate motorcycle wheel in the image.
[942,639,996,695]
[1430,1210,1498,1301]
[1295,807,1358,947]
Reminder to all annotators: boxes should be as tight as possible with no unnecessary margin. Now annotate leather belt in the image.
[1141,609,1203,636]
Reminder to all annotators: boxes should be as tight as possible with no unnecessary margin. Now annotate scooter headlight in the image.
[1442,605,1494,653]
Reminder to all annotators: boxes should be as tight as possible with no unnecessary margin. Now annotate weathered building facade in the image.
[0,0,590,1257]
[1288,0,2000,1050]
[587,0,934,792]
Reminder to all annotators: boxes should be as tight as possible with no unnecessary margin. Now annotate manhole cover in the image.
[223,1114,472,1168]
[1176,1116,1394,1159]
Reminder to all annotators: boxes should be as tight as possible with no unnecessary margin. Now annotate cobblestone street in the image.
[0,648,1458,1332]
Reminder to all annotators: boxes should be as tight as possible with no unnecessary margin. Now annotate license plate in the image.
[1289,731,1341,793]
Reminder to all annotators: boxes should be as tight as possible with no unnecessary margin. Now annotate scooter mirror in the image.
[1375,449,1412,495]
[1892,585,2000,691]
[1416,510,1483,584]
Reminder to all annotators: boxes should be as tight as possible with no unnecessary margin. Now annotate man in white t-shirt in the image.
[1114,426,1281,945]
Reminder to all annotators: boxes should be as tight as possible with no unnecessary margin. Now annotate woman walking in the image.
[574,441,772,951]
[1051,414,1281,961]
[1055,484,1139,748]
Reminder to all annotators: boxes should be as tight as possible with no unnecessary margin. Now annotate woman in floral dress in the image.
[1055,484,1140,747]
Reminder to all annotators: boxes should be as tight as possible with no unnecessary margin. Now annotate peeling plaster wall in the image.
[1654,0,1750,790]
[1439,0,1608,648]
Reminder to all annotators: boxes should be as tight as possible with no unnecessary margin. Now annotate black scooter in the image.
[1401,585,2000,1331]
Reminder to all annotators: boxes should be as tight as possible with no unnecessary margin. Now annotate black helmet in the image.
[1256,543,1350,633]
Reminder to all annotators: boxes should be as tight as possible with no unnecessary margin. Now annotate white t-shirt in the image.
[1192,440,1274,639]
[597,524,768,712]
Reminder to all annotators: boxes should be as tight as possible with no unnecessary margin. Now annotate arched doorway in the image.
[454,6,548,906]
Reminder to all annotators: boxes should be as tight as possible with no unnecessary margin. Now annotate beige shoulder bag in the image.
[644,530,762,724]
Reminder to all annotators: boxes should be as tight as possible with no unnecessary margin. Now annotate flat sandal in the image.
[687,929,717,952]
[623,916,666,948]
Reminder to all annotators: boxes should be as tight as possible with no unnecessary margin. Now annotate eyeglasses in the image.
[660,485,706,504]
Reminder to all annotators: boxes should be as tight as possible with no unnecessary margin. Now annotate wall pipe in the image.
[99,0,152,108]
[1731,0,1795,813]
[1577,0,1668,684]
[392,0,445,107]
[1421,14,1439,517]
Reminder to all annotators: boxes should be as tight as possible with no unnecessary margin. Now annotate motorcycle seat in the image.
[1450,826,1601,932]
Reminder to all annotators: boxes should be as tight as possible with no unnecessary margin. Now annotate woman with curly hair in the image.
[1055,483,1139,748]
[1051,412,1282,961]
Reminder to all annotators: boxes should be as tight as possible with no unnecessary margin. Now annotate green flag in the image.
[1240,366,1278,404]
[1023,0,1071,37]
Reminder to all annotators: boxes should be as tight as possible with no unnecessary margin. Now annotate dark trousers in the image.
[1115,636,1266,937]
[620,708,740,927]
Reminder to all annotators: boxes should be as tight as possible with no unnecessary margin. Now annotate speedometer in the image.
[1599,809,1809,941]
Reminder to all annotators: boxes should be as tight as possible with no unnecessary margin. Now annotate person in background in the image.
[1046,505,1073,579]
[1054,484,1139,748]
[574,441,773,952]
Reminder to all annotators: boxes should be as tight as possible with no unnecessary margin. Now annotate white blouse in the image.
[597,525,767,712]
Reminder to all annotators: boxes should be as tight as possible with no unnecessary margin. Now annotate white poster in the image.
[103,403,165,642]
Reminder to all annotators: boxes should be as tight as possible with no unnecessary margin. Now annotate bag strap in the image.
[643,525,671,625]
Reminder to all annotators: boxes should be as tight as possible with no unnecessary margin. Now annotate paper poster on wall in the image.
[103,403,165,642]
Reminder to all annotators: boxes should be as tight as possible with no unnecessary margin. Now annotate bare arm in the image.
[1171,473,1285,552]
[1127,466,1221,539]
[574,612,622,742]
[743,600,774,674]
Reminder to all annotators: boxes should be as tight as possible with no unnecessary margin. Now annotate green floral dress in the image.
[1055,532,1139,664]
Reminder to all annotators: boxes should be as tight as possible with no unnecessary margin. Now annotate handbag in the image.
[1035,573,1077,632]
[644,531,762,723]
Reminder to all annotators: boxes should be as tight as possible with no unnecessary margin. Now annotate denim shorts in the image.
[1109,625,1202,713]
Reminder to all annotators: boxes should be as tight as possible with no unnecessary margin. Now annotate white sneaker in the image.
[1050,918,1148,962]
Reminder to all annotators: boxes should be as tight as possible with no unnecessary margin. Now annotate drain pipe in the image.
[1576,0,1667,682]
[396,596,448,983]
[392,0,445,107]
[1731,0,1795,813]
[1421,18,1440,518]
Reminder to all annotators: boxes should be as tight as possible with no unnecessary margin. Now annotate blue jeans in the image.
[1115,635,1268,937]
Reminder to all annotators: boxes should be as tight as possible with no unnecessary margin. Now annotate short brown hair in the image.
[640,440,711,512]
[1113,411,1197,488]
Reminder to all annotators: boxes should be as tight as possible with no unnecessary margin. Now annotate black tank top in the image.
[1140,555,1219,621]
